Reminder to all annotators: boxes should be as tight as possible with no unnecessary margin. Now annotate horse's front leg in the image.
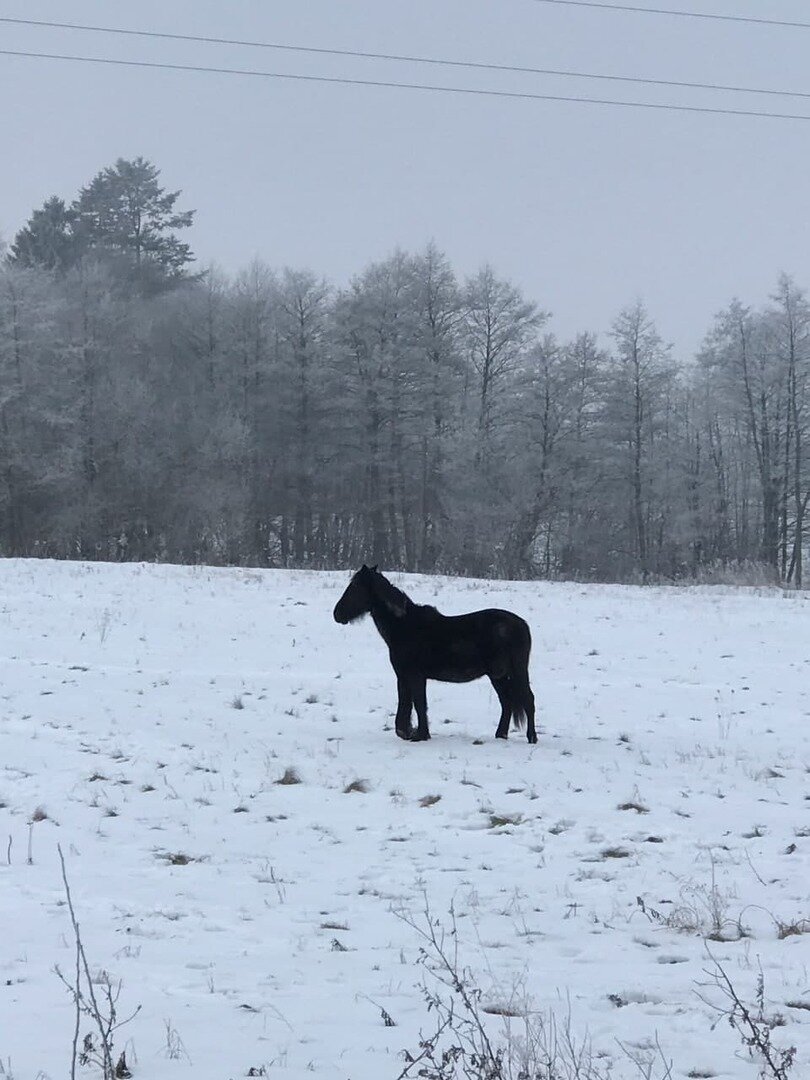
[394,676,413,740]
[409,676,430,741]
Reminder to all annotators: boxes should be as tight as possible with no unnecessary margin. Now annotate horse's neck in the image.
[368,582,410,644]
[370,604,397,645]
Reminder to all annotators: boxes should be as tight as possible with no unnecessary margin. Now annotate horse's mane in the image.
[369,569,413,617]
[418,604,442,620]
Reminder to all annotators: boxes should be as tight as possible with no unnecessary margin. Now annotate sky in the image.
[2,0,810,357]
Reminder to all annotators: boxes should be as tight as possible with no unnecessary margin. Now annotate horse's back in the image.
[445,608,531,648]
[408,605,531,682]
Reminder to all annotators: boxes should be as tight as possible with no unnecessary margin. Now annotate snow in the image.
[1,559,809,1079]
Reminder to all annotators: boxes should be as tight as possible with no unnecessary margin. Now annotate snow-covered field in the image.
[1,560,809,1079]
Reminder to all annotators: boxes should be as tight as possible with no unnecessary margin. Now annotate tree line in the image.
[1,158,808,584]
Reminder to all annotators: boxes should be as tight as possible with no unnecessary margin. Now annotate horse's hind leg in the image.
[394,676,413,740]
[490,675,513,739]
[514,672,537,745]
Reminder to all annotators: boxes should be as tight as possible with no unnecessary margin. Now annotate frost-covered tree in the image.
[767,275,810,585]
[604,302,677,580]
[409,244,463,570]
[275,268,331,563]
[461,266,544,457]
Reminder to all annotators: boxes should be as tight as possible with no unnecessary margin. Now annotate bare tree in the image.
[605,301,676,580]
[410,244,463,571]
[768,275,809,586]
[462,266,544,461]
[276,268,330,564]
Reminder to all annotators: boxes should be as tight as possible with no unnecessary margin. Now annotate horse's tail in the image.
[509,620,533,732]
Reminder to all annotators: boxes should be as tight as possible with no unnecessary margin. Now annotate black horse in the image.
[333,565,537,744]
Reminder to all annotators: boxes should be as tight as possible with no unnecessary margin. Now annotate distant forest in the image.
[2,157,807,585]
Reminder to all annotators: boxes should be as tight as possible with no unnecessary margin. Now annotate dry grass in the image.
[157,852,206,866]
[275,767,302,786]
[481,1001,525,1017]
[344,778,370,794]
[600,846,631,859]
[774,918,810,940]
[489,813,523,828]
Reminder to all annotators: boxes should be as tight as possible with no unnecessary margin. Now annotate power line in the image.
[2,15,810,101]
[532,1,810,31]
[3,46,810,121]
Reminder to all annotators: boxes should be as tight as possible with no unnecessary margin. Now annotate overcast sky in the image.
[3,0,810,356]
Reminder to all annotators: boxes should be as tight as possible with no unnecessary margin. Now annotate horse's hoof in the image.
[527,733,538,745]
[409,731,430,742]
[495,732,508,740]
[396,728,413,740]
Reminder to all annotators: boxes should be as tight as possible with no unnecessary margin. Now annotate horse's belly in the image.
[426,664,487,683]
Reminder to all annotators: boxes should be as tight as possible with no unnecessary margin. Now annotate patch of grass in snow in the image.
[275,767,302,785]
[156,852,206,866]
[344,778,370,794]
[774,917,810,940]
[599,846,631,859]
[488,813,523,828]
[481,1000,526,1017]
[741,824,767,838]
[755,766,785,780]
[640,873,749,942]
[548,818,574,835]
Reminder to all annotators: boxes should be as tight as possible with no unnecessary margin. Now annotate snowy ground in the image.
[1,559,809,1079]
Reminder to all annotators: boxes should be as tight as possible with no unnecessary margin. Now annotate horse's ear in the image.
[360,563,368,571]
[371,564,378,572]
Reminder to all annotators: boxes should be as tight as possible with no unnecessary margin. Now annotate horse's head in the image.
[333,564,378,624]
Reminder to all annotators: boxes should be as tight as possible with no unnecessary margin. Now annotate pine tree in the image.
[9,196,78,271]
[73,157,195,289]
